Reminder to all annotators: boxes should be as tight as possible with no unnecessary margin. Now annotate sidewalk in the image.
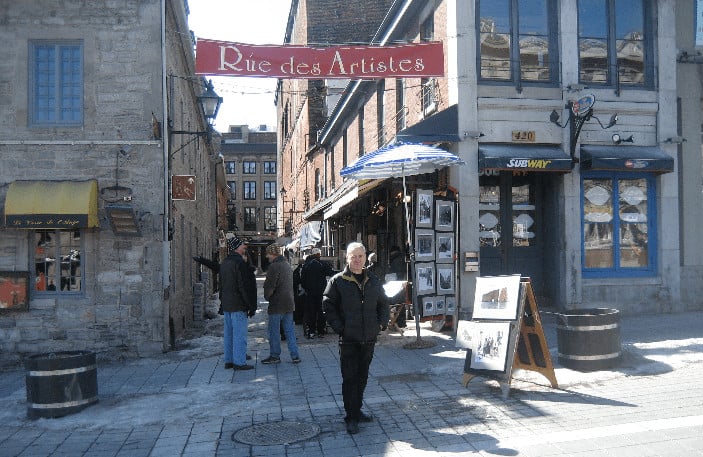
[1,280,703,456]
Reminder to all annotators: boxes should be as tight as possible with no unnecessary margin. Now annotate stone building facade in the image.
[221,125,278,273]
[0,0,226,365]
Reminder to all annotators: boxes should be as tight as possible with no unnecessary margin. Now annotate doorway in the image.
[478,171,561,306]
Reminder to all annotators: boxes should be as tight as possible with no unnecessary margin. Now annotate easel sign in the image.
[457,275,558,398]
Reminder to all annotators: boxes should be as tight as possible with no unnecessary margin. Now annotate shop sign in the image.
[195,39,445,78]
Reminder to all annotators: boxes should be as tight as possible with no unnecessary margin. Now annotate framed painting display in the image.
[415,262,435,295]
[422,295,435,317]
[445,295,456,314]
[434,296,445,316]
[466,321,512,372]
[436,265,455,295]
[415,229,435,261]
[436,233,454,263]
[0,271,30,311]
[435,199,454,231]
[415,189,434,228]
[472,274,522,320]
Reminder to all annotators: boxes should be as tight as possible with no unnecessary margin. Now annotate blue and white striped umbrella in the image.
[340,142,464,247]
[340,142,464,180]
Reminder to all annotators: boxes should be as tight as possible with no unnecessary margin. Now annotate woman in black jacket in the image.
[323,242,389,434]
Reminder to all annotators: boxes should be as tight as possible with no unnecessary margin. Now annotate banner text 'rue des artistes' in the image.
[195,39,445,79]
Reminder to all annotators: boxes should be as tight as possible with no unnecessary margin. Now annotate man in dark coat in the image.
[300,248,337,338]
[220,237,257,370]
[323,242,389,434]
[262,244,300,364]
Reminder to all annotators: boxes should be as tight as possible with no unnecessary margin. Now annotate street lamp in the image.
[169,79,223,142]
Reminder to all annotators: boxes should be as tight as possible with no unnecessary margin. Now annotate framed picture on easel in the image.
[415,262,435,295]
[436,233,453,263]
[435,199,454,231]
[471,274,522,320]
[415,189,433,228]
[415,229,435,261]
[457,320,512,372]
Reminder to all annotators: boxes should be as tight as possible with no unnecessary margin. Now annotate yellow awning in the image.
[4,180,99,229]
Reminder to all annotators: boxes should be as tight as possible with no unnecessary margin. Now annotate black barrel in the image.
[25,351,98,419]
[556,308,621,371]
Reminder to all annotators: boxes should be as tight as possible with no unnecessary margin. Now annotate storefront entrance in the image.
[478,171,561,306]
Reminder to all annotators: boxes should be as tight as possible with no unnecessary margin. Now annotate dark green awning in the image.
[479,144,572,172]
[580,146,674,173]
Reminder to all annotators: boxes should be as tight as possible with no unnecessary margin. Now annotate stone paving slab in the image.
[1,281,703,457]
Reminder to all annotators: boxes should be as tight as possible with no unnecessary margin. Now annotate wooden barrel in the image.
[25,351,98,419]
[556,308,621,371]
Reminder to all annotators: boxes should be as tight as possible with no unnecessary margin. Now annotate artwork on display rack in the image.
[434,296,445,316]
[471,274,522,320]
[436,265,455,295]
[445,295,456,314]
[415,262,435,295]
[415,229,435,261]
[435,199,455,231]
[436,233,454,263]
[415,189,434,228]
[422,295,435,317]
[456,320,512,372]
[0,271,29,311]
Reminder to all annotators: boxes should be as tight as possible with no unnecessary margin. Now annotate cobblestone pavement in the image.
[1,280,702,457]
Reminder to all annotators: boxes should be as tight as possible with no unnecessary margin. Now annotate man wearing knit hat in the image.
[220,236,257,370]
[261,244,301,364]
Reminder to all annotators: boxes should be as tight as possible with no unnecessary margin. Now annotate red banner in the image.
[195,39,444,79]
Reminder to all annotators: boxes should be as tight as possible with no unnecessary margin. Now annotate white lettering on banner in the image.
[506,159,553,169]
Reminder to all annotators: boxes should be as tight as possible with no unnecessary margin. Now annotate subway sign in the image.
[478,145,573,172]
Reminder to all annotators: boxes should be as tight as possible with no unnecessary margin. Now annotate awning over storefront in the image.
[395,104,461,143]
[579,146,674,173]
[323,178,387,220]
[4,180,99,229]
[479,144,573,172]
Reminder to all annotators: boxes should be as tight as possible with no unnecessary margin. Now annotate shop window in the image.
[29,41,83,126]
[33,230,83,293]
[581,172,656,277]
[577,0,652,88]
[477,0,558,85]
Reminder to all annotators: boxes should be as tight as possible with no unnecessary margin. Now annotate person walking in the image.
[220,237,257,370]
[261,244,301,364]
[323,242,389,435]
[301,248,337,338]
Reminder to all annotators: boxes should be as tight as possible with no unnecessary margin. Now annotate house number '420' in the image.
[512,130,536,142]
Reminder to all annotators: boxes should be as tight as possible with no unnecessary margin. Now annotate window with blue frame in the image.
[582,172,656,277]
[30,41,83,126]
[477,0,559,85]
[577,0,652,88]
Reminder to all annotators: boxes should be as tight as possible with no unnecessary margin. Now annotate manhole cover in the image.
[232,421,320,445]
